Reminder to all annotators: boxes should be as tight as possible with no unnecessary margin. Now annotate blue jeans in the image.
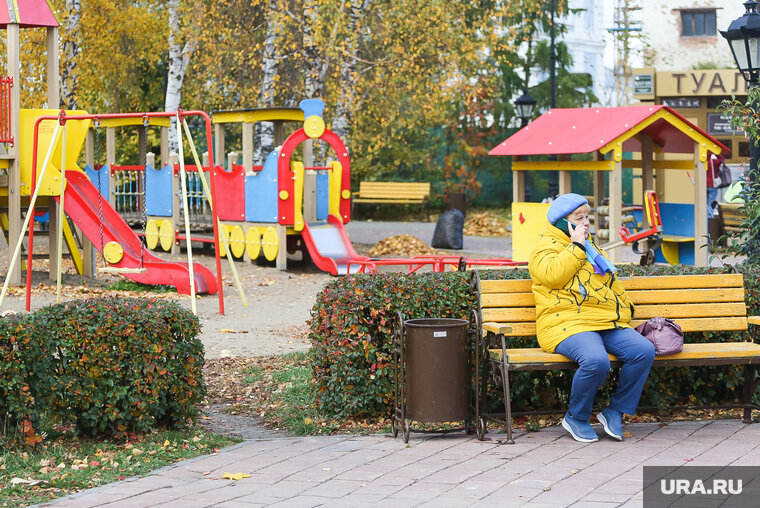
[554,328,655,421]
[707,187,718,218]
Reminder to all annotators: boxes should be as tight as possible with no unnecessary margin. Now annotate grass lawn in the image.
[0,428,237,507]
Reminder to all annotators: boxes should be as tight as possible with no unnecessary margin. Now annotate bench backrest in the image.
[718,203,745,229]
[477,273,747,337]
[358,181,431,199]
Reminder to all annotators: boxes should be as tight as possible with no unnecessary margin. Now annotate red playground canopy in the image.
[0,0,59,28]
[489,105,729,157]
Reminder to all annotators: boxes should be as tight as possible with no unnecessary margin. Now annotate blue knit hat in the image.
[546,193,588,225]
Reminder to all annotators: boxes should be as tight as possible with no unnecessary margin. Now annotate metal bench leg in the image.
[501,361,514,444]
[500,334,515,444]
[743,364,757,423]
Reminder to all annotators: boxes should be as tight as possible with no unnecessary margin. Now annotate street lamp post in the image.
[721,0,760,176]
[515,90,537,201]
[515,89,537,128]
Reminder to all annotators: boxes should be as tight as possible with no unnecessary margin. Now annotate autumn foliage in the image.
[0,297,205,445]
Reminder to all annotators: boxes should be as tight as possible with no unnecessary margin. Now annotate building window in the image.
[681,10,716,37]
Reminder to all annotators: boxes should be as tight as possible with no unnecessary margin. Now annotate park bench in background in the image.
[352,181,431,218]
[718,202,746,237]
[471,271,760,443]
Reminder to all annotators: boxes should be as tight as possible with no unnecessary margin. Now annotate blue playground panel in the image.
[145,163,173,217]
[316,173,329,221]
[653,202,706,265]
[246,150,279,223]
[84,164,109,199]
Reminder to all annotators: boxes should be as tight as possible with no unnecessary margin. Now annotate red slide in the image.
[300,214,369,275]
[56,170,217,295]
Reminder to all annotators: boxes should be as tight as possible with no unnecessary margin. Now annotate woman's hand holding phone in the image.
[568,220,588,244]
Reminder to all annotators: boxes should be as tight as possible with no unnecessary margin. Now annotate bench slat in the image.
[483,307,536,322]
[481,287,746,308]
[620,273,743,290]
[633,302,746,319]
[490,342,760,366]
[627,288,745,304]
[480,274,744,293]
[481,292,534,307]
[352,198,428,204]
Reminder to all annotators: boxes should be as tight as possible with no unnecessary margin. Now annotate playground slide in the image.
[300,215,369,275]
[56,170,218,294]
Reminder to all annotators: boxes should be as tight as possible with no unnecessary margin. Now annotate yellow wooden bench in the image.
[352,181,431,217]
[718,202,745,236]
[471,271,760,443]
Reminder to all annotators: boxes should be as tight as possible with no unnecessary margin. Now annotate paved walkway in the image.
[44,419,760,507]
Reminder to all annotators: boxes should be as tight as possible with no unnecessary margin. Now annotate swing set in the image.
[0,109,248,316]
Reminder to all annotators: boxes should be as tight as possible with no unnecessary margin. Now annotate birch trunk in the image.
[165,0,197,154]
[60,0,81,109]
[332,0,371,144]
[254,0,280,166]
[303,0,323,100]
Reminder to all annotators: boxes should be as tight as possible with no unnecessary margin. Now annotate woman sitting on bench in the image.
[528,193,655,443]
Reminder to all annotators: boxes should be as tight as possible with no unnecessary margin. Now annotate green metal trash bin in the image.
[392,316,471,441]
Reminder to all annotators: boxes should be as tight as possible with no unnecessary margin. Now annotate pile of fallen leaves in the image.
[463,212,509,237]
[202,356,390,434]
[367,235,440,257]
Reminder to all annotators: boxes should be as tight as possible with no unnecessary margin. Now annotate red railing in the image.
[0,76,13,144]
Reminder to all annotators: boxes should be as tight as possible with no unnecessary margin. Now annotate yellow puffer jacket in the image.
[528,223,635,353]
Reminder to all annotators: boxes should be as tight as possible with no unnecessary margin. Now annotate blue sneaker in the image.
[561,412,598,443]
[597,408,624,441]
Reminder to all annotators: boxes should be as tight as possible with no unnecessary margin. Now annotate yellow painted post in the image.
[0,121,62,309]
[328,161,342,219]
[292,161,305,232]
[56,125,67,303]
[175,113,197,315]
[181,119,247,307]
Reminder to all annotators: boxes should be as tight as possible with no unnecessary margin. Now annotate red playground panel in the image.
[212,164,246,221]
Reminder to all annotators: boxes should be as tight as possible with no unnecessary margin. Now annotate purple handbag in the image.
[635,317,684,356]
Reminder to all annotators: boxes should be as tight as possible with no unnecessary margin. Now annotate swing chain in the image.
[139,119,148,268]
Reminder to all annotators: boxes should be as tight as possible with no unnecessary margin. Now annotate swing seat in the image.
[97,266,147,274]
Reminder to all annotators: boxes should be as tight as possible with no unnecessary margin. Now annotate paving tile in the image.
[386,480,456,499]
[300,478,368,498]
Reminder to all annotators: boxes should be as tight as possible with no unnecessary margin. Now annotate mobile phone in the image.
[555,218,571,236]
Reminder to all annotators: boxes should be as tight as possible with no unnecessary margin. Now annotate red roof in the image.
[489,105,729,157]
[0,0,59,28]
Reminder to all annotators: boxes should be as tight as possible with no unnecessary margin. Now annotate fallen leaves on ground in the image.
[367,235,440,257]
[463,212,509,237]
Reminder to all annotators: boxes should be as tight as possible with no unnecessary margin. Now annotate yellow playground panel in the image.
[17,109,90,195]
[511,202,551,263]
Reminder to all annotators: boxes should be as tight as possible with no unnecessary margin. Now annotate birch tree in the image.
[165,0,197,152]
[253,0,280,165]
[60,0,81,109]
[331,0,371,144]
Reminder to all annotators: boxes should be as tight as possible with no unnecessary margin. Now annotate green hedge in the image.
[0,296,205,444]
[309,272,476,417]
[310,263,760,418]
